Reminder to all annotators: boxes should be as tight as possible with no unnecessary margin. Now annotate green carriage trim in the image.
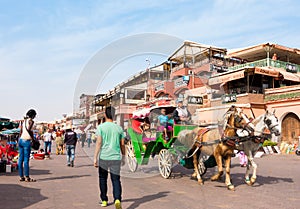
[127,127,176,165]
[173,124,198,137]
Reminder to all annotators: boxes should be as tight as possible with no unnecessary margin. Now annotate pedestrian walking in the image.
[93,106,125,209]
[86,130,92,148]
[81,131,86,148]
[64,126,77,167]
[55,127,64,155]
[42,128,53,156]
[239,151,248,167]
[91,131,96,144]
[18,109,37,182]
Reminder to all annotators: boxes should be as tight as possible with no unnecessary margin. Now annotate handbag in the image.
[31,138,40,150]
[24,119,40,150]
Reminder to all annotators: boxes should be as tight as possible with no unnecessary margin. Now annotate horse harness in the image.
[194,128,220,148]
[194,127,268,149]
[222,135,269,148]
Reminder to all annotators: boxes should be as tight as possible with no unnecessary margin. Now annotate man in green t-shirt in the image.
[93,106,125,209]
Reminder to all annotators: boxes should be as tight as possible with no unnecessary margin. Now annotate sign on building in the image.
[174,77,189,89]
[221,94,237,103]
[210,64,228,73]
[286,63,297,73]
[155,83,165,92]
[187,96,203,105]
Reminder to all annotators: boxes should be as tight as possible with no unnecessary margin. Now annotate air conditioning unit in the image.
[188,70,193,75]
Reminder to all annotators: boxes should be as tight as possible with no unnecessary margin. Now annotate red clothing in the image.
[0,144,17,159]
[56,131,63,137]
[0,144,9,155]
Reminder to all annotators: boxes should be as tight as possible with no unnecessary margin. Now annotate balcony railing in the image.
[228,58,300,72]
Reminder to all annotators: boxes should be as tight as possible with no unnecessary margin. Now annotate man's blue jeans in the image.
[66,145,75,164]
[18,138,31,177]
[44,141,52,154]
[98,160,122,202]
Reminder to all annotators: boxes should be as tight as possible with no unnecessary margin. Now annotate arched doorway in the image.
[281,113,300,144]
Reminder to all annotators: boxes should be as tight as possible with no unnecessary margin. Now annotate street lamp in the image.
[146,58,150,69]
[146,59,151,100]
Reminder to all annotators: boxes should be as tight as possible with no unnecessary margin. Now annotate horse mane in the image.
[222,107,236,130]
[251,114,265,126]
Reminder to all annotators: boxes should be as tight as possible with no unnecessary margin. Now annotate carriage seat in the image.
[157,125,173,132]
[142,137,156,143]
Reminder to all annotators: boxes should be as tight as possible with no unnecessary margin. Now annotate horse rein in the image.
[264,115,279,133]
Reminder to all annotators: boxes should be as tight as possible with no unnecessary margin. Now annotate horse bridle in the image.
[225,111,252,131]
[264,115,279,133]
[236,112,255,133]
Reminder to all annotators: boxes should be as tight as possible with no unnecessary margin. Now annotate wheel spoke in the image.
[126,141,138,172]
[158,149,172,179]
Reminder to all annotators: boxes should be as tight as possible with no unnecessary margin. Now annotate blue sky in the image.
[1,0,300,121]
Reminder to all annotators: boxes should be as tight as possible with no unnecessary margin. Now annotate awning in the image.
[277,69,300,82]
[254,67,279,77]
[0,128,20,135]
[132,108,151,119]
[208,69,245,85]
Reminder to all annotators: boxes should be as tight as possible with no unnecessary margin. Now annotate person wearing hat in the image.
[173,100,191,124]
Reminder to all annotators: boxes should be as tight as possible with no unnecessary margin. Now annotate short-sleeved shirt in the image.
[158,115,169,125]
[43,132,52,142]
[86,132,92,139]
[96,122,124,161]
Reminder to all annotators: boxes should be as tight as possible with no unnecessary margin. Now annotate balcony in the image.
[228,58,300,73]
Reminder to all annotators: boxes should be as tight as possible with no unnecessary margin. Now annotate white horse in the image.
[236,109,281,186]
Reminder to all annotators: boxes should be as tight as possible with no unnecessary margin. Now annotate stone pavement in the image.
[0,143,121,209]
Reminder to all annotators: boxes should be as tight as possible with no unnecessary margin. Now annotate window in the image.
[126,89,145,100]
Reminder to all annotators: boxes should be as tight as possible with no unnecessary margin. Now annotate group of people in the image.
[79,130,96,148]
[41,127,79,166]
[17,109,79,183]
[152,100,191,141]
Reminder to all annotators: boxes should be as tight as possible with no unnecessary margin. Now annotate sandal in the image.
[25,177,36,182]
[19,177,25,182]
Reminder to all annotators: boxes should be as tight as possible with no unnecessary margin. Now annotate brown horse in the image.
[177,106,253,190]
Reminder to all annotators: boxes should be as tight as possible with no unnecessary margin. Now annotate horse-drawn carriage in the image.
[125,105,281,190]
[125,105,204,178]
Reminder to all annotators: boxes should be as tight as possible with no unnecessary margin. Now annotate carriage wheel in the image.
[158,149,173,179]
[126,140,138,172]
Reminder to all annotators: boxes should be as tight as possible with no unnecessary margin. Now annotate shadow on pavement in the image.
[0,168,51,177]
[0,184,47,209]
[230,173,294,188]
[38,174,91,182]
[75,164,93,168]
[124,191,170,209]
[76,155,90,158]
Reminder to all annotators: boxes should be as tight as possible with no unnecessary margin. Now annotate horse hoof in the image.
[245,180,251,186]
[227,184,235,191]
[250,178,256,185]
[198,180,204,185]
